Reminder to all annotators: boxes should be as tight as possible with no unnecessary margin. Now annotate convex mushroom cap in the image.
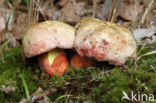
[23,21,75,57]
[74,17,137,66]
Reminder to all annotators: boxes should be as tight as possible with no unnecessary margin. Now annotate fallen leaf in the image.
[58,0,69,7]
[132,26,156,44]
[0,85,16,94]
[14,12,29,39]
[59,2,86,24]
[116,1,144,22]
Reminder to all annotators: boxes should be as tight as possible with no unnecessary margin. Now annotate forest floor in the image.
[0,0,156,103]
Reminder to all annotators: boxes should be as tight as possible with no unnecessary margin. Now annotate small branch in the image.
[136,50,156,61]
[140,0,154,25]
[90,69,113,82]
[92,0,98,17]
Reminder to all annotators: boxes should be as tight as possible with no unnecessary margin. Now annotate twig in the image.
[92,0,98,17]
[140,0,154,25]
[35,0,47,21]
[136,50,156,61]
[90,69,113,82]
[134,43,146,69]
[110,0,120,22]
[151,65,156,72]
[69,75,91,80]
[107,0,120,22]
[108,0,114,21]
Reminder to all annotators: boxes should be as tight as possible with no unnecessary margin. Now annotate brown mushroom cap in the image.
[23,21,75,58]
[74,17,137,66]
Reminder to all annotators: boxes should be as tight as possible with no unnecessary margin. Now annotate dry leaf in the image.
[58,0,69,7]
[117,1,144,22]
[133,26,156,44]
[14,12,29,39]
[0,85,16,94]
[59,2,86,24]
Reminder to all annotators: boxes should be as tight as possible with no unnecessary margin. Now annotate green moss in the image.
[0,47,39,102]
[0,43,156,102]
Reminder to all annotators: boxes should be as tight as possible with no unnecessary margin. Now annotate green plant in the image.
[0,37,15,62]
[19,74,31,103]
[54,95,73,103]
[0,42,156,102]
[0,38,15,52]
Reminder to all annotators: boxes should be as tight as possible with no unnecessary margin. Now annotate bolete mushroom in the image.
[70,53,95,69]
[74,17,136,66]
[23,21,75,76]
[38,49,69,76]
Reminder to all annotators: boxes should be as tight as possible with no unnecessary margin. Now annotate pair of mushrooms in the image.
[22,17,136,76]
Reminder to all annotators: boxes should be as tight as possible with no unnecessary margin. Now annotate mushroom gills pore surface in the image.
[38,48,69,76]
[70,53,95,69]
[74,17,137,66]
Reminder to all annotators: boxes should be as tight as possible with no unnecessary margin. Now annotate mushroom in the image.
[38,49,69,76]
[70,53,95,69]
[74,17,136,66]
[22,21,75,76]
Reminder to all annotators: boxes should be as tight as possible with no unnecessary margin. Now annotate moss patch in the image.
[0,47,39,102]
[0,43,156,102]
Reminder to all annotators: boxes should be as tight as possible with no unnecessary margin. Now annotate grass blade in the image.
[19,74,31,103]
[0,37,15,51]
[54,95,72,103]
